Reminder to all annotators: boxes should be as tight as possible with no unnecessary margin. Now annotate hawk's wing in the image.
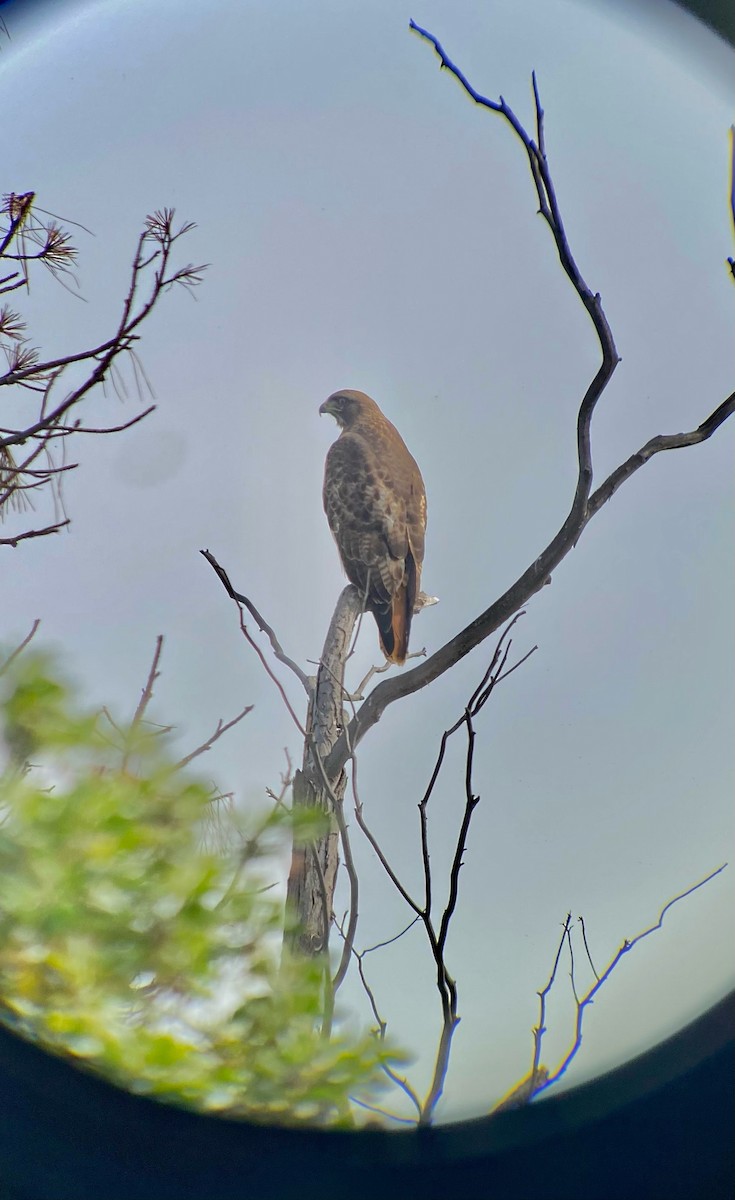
[323,431,408,605]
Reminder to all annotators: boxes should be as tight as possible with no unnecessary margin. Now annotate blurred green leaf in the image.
[0,646,402,1126]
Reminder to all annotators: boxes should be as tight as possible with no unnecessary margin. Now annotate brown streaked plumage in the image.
[320,389,427,665]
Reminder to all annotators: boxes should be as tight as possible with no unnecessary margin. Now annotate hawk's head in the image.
[319,390,378,430]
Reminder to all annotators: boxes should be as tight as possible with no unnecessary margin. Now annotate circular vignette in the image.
[0,0,732,1197]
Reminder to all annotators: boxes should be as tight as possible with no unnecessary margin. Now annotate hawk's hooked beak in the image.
[319,397,337,418]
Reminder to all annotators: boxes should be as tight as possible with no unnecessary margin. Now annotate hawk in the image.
[320,389,427,665]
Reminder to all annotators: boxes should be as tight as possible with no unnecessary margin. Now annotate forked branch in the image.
[491,862,729,1111]
[201,549,311,695]
[321,26,734,777]
[350,619,534,1123]
[1,198,206,542]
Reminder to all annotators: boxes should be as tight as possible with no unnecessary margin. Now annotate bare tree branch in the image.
[0,519,70,546]
[352,785,423,919]
[578,914,600,981]
[521,863,729,1104]
[0,618,41,675]
[130,635,164,731]
[333,912,424,1121]
[530,912,571,1088]
[119,636,164,771]
[348,1097,417,1127]
[348,620,533,1124]
[0,198,205,541]
[728,125,735,281]
[265,748,294,813]
[335,915,421,1055]
[49,404,156,436]
[322,30,734,779]
[380,1064,423,1119]
[196,28,729,1125]
[328,781,359,997]
[435,713,480,958]
[585,390,735,520]
[201,550,309,735]
[201,549,312,694]
[175,705,254,770]
[241,617,306,737]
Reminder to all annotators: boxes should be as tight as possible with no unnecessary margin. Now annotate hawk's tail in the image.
[372,554,417,666]
[373,589,409,665]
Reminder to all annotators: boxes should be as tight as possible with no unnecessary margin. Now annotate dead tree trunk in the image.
[284,585,361,955]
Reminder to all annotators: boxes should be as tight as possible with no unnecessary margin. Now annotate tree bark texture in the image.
[284,586,361,955]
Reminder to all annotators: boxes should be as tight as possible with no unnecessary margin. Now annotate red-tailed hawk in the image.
[320,389,427,665]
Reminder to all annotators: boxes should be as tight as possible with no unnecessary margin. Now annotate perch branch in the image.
[323,32,733,778]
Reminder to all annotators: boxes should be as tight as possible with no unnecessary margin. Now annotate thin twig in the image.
[531,864,728,1098]
[122,636,164,770]
[239,614,306,736]
[436,712,481,957]
[330,785,359,995]
[352,791,423,919]
[202,549,307,733]
[363,916,421,956]
[0,618,41,675]
[51,405,156,435]
[346,575,372,662]
[130,635,164,730]
[348,1097,418,1127]
[531,913,572,1084]
[578,915,599,981]
[382,1064,423,1118]
[352,657,393,700]
[265,748,294,812]
[354,947,387,1036]
[201,549,311,693]
[333,913,420,1047]
[585,390,735,521]
[175,705,253,770]
[565,917,580,1005]
[0,518,70,545]
[332,912,388,1037]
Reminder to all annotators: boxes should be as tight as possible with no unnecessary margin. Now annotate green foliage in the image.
[0,646,399,1126]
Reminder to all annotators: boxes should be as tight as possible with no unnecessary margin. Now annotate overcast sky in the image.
[2,0,733,1124]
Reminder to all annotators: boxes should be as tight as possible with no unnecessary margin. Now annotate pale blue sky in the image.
[2,0,733,1123]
